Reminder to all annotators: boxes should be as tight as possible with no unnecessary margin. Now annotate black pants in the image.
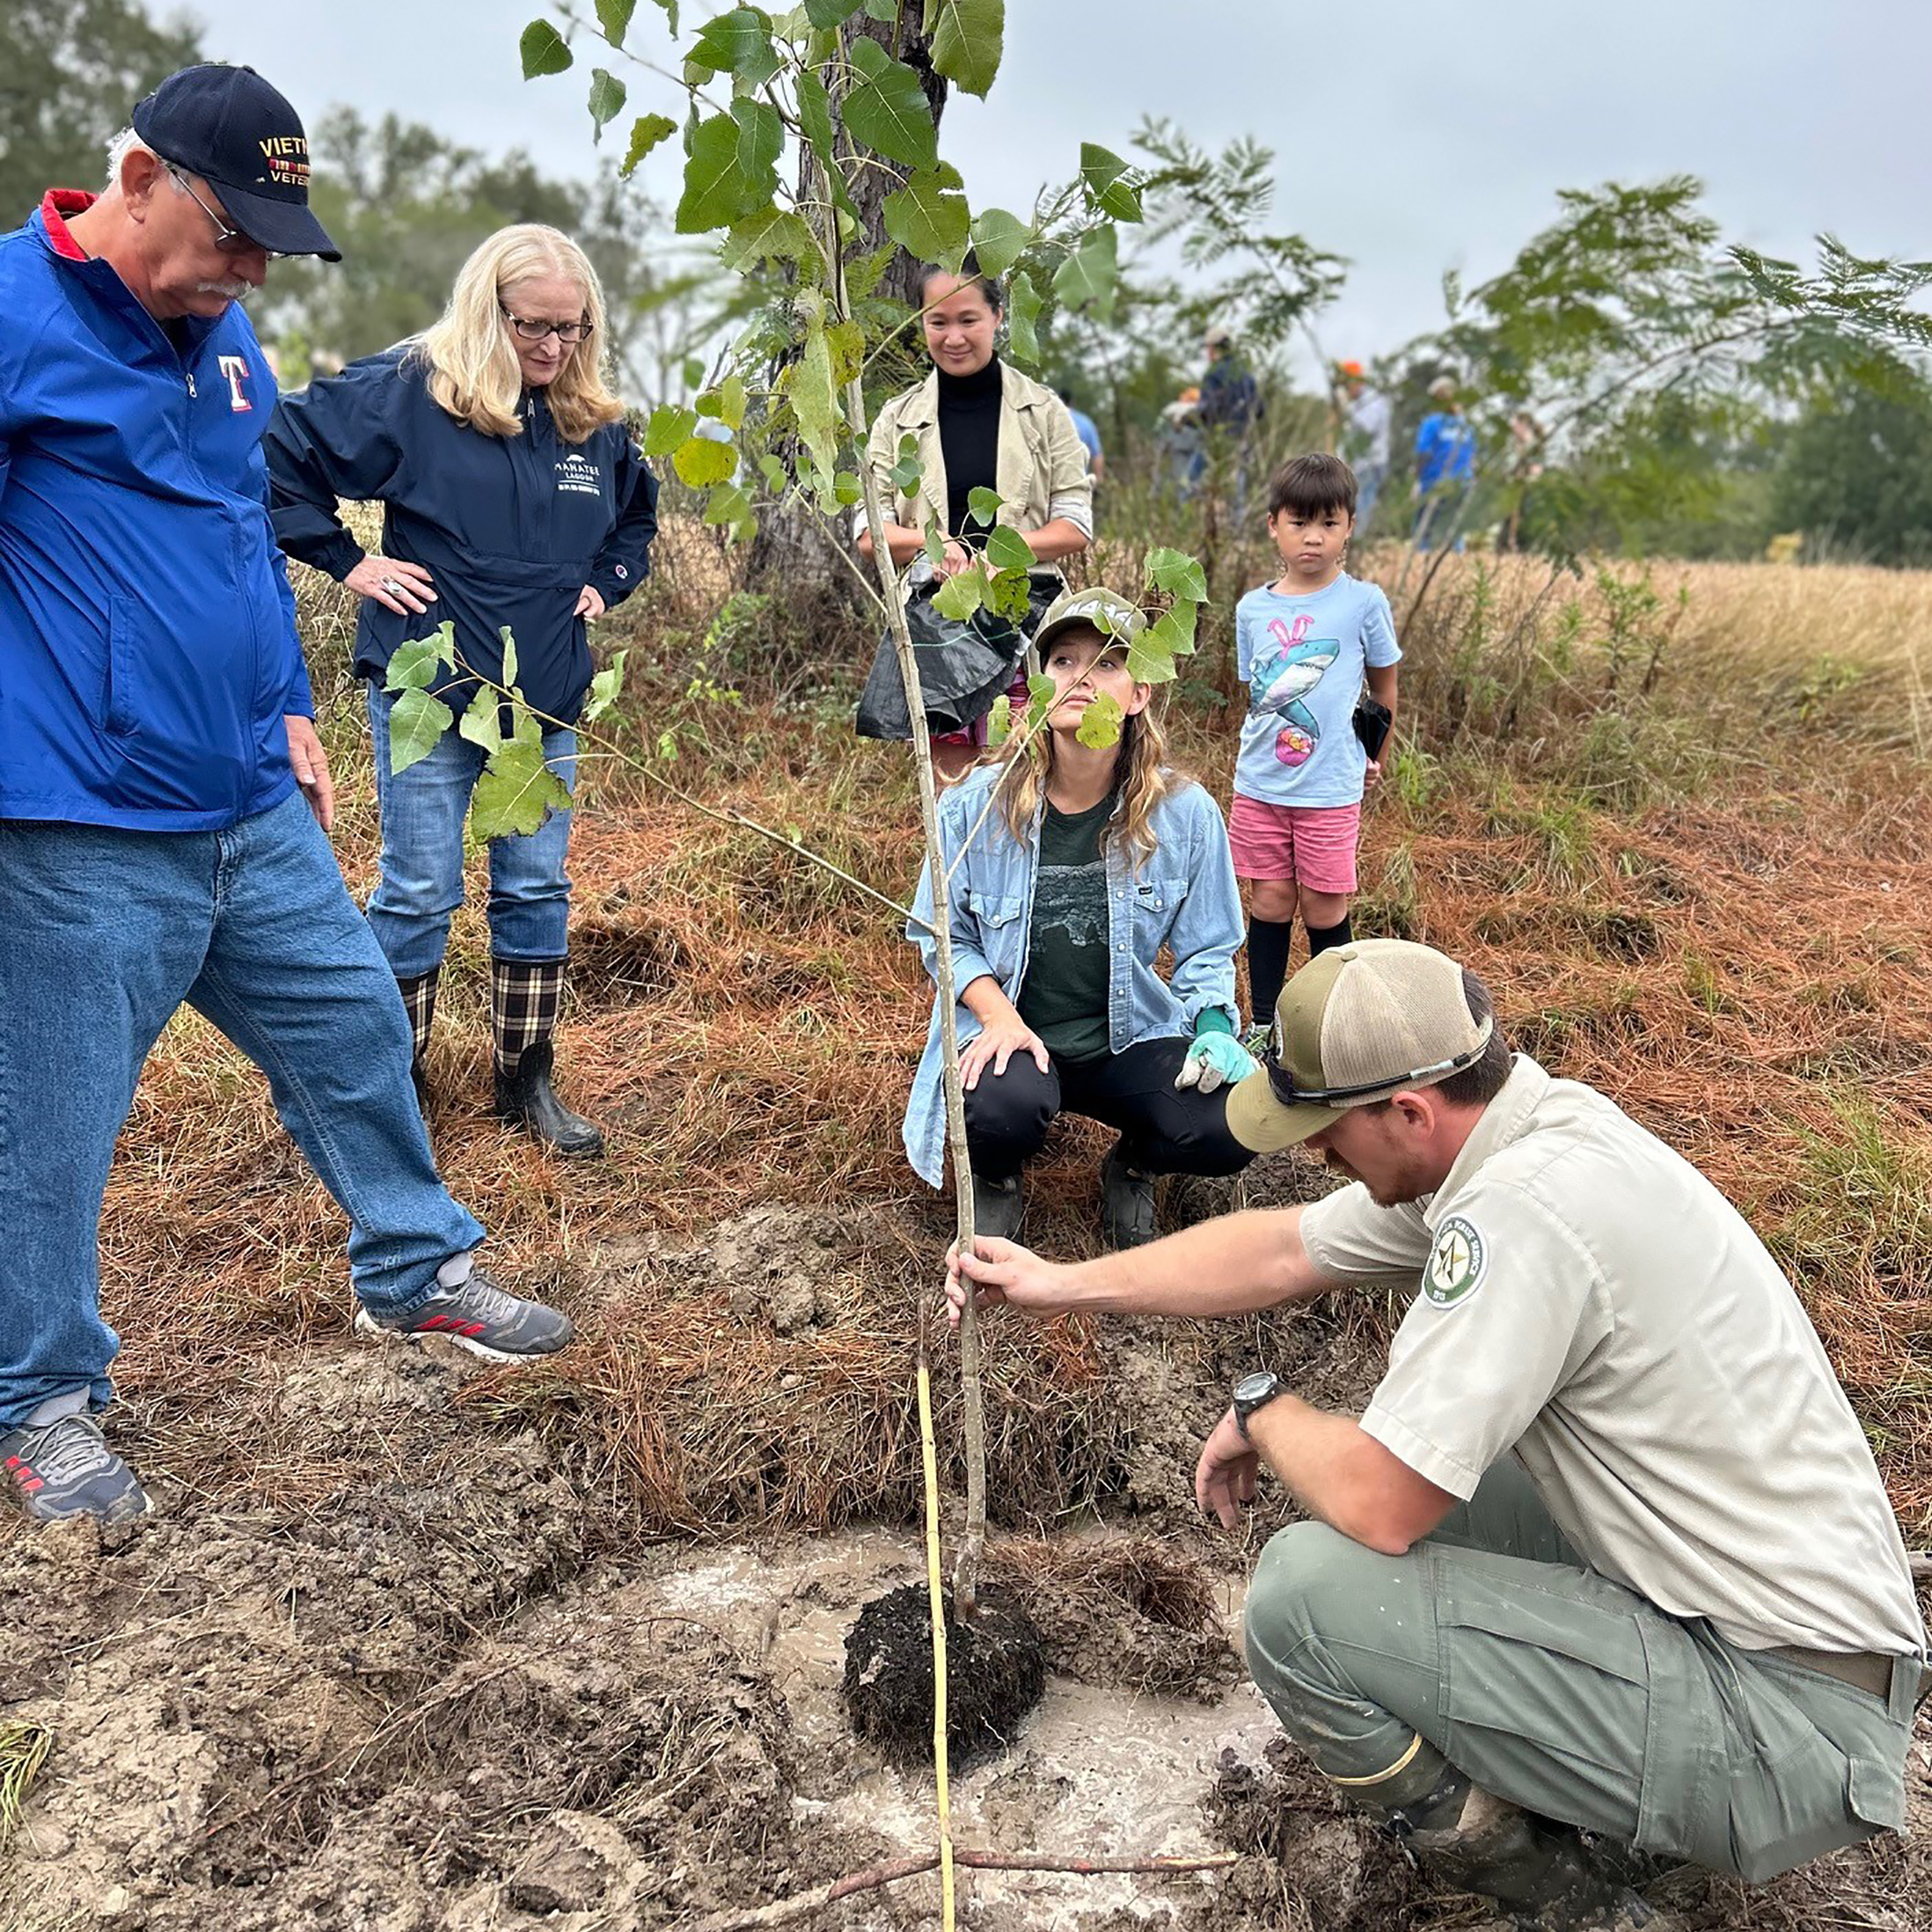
[963,1036,1256,1182]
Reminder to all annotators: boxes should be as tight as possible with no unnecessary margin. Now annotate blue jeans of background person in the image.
[1354,461,1387,535]
[0,791,486,1431]
[364,683,577,979]
[1413,479,1474,552]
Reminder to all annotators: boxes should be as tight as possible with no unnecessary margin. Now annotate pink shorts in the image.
[1228,795,1362,894]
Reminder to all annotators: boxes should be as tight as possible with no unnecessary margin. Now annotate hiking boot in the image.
[0,1415,150,1525]
[1099,1145,1158,1250]
[970,1168,1025,1242]
[355,1262,575,1365]
[494,1039,604,1158]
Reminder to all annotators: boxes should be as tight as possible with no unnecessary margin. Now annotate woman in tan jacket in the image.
[858,255,1094,774]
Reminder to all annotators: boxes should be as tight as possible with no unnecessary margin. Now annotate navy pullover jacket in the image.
[265,346,657,723]
[0,192,314,830]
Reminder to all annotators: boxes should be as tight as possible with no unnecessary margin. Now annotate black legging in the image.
[962,1036,1255,1182]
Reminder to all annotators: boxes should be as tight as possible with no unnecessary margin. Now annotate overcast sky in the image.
[173,0,1931,383]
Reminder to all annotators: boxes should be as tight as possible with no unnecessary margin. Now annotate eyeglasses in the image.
[1261,1021,1493,1109]
[500,307,593,346]
[165,164,283,260]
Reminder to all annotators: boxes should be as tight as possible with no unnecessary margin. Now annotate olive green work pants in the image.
[1242,1457,1917,1881]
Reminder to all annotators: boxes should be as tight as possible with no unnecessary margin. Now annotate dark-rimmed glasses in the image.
[500,307,594,346]
[165,164,284,260]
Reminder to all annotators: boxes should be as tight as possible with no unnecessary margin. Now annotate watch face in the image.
[1233,1371,1278,1406]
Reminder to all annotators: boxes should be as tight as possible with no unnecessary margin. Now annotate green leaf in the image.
[1025,672,1054,731]
[932,569,985,620]
[673,435,738,486]
[384,629,454,692]
[845,244,895,299]
[967,207,1030,279]
[833,470,863,505]
[805,0,866,21]
[716,374,747,430]
[1052,224,1118,321]
[1145,545,1209,605]
[702,481,753,527]
[722,205,816,265]
[1004,268,1043,363]
[656,728,680,763]
[826,318,866,384]
[501,627,521,693]
[1126,634,1179,684]
[988,567,1034,619]
[688,7,781,85]
[1074,687,1124,750]
[675,110,779,233]
[926,0,1004,98]
[785,318,841,488]
[795,67,837,166]
[519,19,574,77]
[388,686,455,772]
[758,453,788,492]
[589,69,627,141]
[985,692,1012,746]
[843,37,937,172]
[983,523,1034,573]
[882,164,970,271]
[596,0,639,42]
[966,485,1001,527]
[731,97,783,185]
[1079,143,1143,223]
[1143,598,1198,659]
[889,432,922,494]
[644,404,698,456]
[922,513,946,567]
[458,684,504,754]
[621,112,677,177]
[472,717,574,840]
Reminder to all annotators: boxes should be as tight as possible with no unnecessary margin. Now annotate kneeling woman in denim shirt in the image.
[904,588,1258,1248]
[267,224,657,1158]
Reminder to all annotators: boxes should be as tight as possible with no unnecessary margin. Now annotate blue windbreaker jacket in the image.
[265,348,658,723]
[0,192,314,830]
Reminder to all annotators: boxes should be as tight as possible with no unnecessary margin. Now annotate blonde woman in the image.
[267,224,657,1156]
[903,589,1256,1250]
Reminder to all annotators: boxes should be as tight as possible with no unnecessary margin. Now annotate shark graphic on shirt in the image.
[1250,614,1342,767]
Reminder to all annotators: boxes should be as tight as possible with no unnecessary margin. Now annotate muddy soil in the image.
[3,1208,1928,1932]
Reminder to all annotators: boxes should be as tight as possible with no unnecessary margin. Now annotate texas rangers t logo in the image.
[217,355,252,413]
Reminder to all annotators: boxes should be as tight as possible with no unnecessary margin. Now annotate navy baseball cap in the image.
[132,64,340,260]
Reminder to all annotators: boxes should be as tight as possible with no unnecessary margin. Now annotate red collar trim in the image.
[40,190,96,260]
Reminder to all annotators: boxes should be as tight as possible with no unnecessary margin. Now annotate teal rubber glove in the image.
[1175,1014,1257,1095]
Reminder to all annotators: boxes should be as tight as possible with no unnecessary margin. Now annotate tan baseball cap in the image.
[1031,585,1146,656]
[1225,940,1495,1153]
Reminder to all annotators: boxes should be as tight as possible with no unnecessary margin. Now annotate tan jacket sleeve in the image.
[1036,393,1094,536]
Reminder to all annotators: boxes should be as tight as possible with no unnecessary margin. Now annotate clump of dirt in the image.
[718,1202,845,1333]
[843,1580,1046,1769]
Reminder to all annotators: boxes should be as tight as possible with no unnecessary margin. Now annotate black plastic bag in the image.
[854,569,1062,743]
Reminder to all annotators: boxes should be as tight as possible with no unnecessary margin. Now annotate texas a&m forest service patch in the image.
[1424,1215,1488,1308]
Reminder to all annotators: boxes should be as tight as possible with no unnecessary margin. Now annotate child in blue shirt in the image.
[1232,454,1401,1032]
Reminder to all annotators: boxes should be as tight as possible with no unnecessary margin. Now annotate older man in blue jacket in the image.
[0,65,575,1528]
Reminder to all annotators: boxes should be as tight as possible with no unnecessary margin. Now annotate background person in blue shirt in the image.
[267,225,658,1158]
[1231,456,1401,1035]
[1414,374,1478,550]
[1057,385,1105,482]
[904,589,1257,1252]
[0,67,575,1531]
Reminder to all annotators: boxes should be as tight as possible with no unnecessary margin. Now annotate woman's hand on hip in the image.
[345,555,436,618]
[575,584,607,620]
[958,1015,1049,1091]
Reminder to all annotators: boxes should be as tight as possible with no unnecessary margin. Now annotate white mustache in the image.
[196,280,252,301]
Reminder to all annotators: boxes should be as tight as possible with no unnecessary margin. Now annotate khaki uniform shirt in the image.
[858,361,1093,543]
[1299,1055,1927,1658]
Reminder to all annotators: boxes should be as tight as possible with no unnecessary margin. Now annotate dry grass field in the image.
[3,534,1928,1931]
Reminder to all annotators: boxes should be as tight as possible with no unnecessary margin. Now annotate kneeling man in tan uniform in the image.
[950,940,1926,1931]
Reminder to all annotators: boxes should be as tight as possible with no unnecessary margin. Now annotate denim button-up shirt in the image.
[903,765,1244,1186]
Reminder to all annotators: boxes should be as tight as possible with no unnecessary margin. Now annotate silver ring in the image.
[380,577,405,596]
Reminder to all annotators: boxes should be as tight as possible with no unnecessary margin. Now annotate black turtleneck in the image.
[936,357,1002,539]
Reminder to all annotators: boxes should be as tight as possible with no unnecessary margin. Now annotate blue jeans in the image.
[0,791,486,1429]
[365,683,577,979]
[1413,480,1473,552]
[1354,461,1387,534]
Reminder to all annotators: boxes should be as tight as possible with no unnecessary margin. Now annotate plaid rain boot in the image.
[491,956,604,1157]
[396,967,439,1110]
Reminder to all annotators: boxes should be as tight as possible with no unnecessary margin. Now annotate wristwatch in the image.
[1233,1369,1286,1440]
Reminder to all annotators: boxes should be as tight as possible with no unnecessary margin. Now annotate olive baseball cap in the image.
[1225,940,1495,1153]
[1031,585,1146,656]
[133,63,340,260]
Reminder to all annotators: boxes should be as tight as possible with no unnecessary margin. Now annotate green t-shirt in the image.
[1017,795,1113,1065]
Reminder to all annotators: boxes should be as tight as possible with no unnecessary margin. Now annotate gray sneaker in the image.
[0,1415,151,1525]
[355,1265,575,1365]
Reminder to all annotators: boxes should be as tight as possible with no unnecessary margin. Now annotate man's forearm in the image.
[1246,1395,1453,1555]
[1053,1208,1324,1319]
